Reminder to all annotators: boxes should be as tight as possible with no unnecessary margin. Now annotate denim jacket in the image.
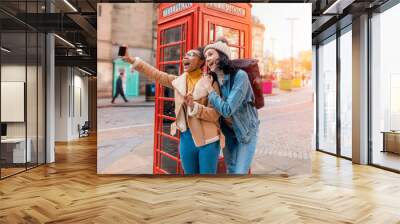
[208,69,260,143]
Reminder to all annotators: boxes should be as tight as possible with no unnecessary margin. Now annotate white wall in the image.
[71,73,89,138]
[1,65,26,140]
[1,65,37,138]
[55,67,89,141]
[55,66,70,141]
[1,64,26,81]
[1,82,25,122]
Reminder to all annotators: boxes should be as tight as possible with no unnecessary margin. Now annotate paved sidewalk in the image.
[97,85,315,175]
[97,95,155,108]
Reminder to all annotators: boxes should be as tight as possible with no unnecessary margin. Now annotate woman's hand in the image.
[185,93,194,108]
[122,47,135,64]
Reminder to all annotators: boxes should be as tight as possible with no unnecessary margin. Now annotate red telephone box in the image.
[153,3,252,174]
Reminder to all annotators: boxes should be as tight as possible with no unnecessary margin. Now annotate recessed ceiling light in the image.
[78,67,93,76]
[63,0,78,12]
[323,0,355,15]
[54,34,75,48]
[1,47,11,53]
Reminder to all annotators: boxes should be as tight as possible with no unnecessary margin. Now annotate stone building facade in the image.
[97,3,158,98]
[251,16,266,76]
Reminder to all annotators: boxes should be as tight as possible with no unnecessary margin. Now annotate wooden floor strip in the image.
[0,135,400,223]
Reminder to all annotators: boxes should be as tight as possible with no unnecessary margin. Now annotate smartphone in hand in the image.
[118,46,127,57]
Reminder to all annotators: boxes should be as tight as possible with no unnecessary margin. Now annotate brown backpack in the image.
[231,59,265,109]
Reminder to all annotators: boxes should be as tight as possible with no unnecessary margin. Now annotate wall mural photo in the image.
[97,3,313,175]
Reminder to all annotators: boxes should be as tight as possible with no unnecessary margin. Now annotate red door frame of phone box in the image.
[154,3,252,174]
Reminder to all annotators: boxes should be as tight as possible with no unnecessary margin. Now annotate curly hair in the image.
[195,46,206,68]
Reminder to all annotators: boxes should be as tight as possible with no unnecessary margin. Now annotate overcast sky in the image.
[251,3,312,60]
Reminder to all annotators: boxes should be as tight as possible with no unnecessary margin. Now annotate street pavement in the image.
[97,85,314,175]
[252,85,314,174]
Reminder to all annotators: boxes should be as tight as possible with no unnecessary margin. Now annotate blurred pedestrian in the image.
[111,68,129,103]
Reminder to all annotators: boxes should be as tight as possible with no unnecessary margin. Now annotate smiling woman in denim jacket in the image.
[190,38,260,174]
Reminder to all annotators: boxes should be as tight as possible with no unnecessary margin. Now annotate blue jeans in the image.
[223,132,258,174]
[179,129,220,174]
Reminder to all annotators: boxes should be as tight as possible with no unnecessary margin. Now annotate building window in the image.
[371,3,400,171]
[339,28,352,158]
[317,36,337,154]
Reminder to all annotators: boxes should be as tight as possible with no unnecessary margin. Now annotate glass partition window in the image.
[317,37,337,154]
[1,31,28,178]
[371,3,400,171]
[339,29,352,158]
[0,2,46,179]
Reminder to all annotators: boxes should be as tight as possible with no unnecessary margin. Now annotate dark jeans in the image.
[111,89,128,103]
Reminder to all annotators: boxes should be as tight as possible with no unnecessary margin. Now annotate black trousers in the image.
[112,89,128,103]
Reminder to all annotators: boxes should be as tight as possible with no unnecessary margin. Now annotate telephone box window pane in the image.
[162,100,176,117]
[161,119,176,137]
[182,24,186,41]
[163,45,181,61]
[160,136,179,157]
[159,45,164,64]
[160,154,177,174]
[161,63,180,76]
[162,26,181,44]
[240,48,244,58]
[230,47,239,59]
[209,23,215,42]
[163,88,175,100]
[215,26,239,45]
[181,42,186,63]
[240,31,244,46]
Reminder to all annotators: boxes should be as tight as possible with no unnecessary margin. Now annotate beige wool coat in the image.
[132,57,225,148]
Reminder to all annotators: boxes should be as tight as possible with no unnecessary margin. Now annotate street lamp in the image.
[286,17,298,79]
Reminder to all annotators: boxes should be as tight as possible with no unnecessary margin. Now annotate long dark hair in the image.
[208,49,239,86]
[215,49,238,75]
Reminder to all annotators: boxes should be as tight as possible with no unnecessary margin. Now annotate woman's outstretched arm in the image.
[124,56,176,88]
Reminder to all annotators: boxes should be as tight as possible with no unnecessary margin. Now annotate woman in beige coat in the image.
[123,47,224,174]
